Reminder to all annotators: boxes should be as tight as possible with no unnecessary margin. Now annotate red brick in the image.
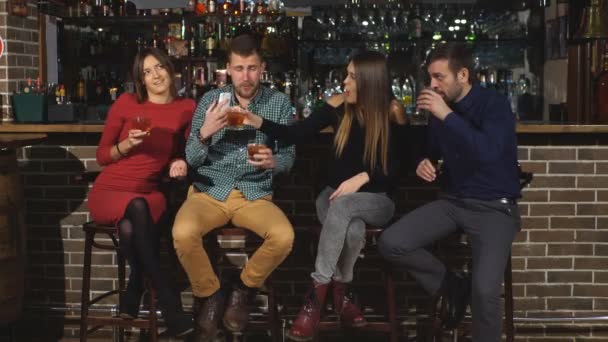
[547,271,593,283]
[518,147,530,161]
[547,298,593,310]
[549,162,595,174]
[529,204,575,216]
[597,190,608,201]
[576,230,608,243]
[551,217,596,230]
[530,148,576,161]
[521,217,549,230]
[512,244,546,257]
[595,245,608,256]
[547,244,594,256]
[596,162,608,174]
[550,190,595,202]
[574,258,608,269]
[527,285,571,297]
[514,298,546,311]
[577,204,608,216]
[529,176,576,188]
[527,257,573,269]
[520,190,549,202]
[578,176,608,188]
[578,148,608,160]
[573,284,608,297]
[598,218,608,229]
[529,231,575,243]
[512,271,546,283]
[595,272,608,283]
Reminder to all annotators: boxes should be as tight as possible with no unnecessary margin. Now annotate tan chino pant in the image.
[172,187,294,297]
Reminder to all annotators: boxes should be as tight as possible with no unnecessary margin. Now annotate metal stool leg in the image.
[384,264,398,342]
[266,278,281,342]
[79,230,94,342]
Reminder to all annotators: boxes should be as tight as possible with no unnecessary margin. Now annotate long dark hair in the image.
[334,50,392,175]
[132,47,178,103]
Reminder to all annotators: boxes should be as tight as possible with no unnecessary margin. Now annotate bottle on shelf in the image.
[595,45,608,123]
[208,0,216,14]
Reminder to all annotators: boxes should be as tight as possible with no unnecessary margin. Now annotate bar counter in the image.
[3,121,608,340]
[3,123,608,134]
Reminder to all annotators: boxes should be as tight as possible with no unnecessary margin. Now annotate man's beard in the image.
[235,82,258,99]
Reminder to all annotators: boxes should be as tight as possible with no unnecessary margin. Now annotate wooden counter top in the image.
[2,123,608,134]
[0,124,104,133]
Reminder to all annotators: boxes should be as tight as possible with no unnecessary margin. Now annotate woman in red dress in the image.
[87,47,195,336]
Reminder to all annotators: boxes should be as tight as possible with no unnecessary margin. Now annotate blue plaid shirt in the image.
[186,85,296,201]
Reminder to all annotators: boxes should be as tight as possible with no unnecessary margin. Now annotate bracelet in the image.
[115,143,127,157]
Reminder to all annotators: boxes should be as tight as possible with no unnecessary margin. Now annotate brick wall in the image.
[0,0,40,121]
[9,132,608,341]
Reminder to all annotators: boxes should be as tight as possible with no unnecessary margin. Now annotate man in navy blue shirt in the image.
[379,43,521,342]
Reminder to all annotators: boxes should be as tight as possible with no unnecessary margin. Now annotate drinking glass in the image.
[226,107,246,128]
[247,139,267,162]
[130,116,151,135]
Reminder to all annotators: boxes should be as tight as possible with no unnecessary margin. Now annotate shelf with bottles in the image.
[302,2,543,45]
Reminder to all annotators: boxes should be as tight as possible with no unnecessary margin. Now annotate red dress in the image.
[88,93,195,225]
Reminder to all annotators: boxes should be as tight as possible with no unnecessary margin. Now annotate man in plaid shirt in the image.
[172,34,295,340]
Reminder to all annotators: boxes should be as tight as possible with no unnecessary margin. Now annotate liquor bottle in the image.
[80,0,92,16]
[76,76,86,103]
[185,0,196,12]
[255,0,266,15]
[221,0,231,15]
[408,4,422,39]
[152,25,165,51]
[595,48,608,123]
[94,0,103,16]
[208,0,216,13]
[102,0,112,16]
[206,25,217,56]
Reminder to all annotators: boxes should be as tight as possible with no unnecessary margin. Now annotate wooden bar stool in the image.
[310,226,399,342]
[204,226,282,342]
[79,221,159,342]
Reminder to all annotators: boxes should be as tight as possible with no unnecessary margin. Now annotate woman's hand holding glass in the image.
[125,129,148,149]
[242,110,264,129]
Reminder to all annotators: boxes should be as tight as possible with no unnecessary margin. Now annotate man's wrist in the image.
[198,131,211,144]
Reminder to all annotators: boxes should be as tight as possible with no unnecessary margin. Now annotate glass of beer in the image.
[130,116,152,135]
[227,108,246,128]
[247,139,267,162]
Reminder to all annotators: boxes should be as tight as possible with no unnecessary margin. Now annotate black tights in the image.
[117,198,178,312]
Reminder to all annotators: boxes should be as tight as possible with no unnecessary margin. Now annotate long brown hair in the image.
[132,47,178,103]
[334,51,392,175]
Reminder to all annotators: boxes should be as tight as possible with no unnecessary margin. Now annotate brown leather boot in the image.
[193,292,224,342]
[223,285,253,333]
[286,282,329,341]
[332,281,367,328]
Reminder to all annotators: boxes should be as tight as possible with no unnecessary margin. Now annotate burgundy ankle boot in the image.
[332,281,367,328]
[286,282,329,341]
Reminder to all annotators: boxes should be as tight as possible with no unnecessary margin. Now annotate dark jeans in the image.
[378,195,520,342]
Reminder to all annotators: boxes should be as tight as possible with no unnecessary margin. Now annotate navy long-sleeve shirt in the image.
[425,84,521,200]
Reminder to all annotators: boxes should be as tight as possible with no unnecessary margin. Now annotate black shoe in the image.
[165,311,195,337]
[118,287,143,320]
[441,271,471,329]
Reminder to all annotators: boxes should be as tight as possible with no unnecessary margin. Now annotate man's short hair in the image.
[426,43,475,84]
[228,34,262,61]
